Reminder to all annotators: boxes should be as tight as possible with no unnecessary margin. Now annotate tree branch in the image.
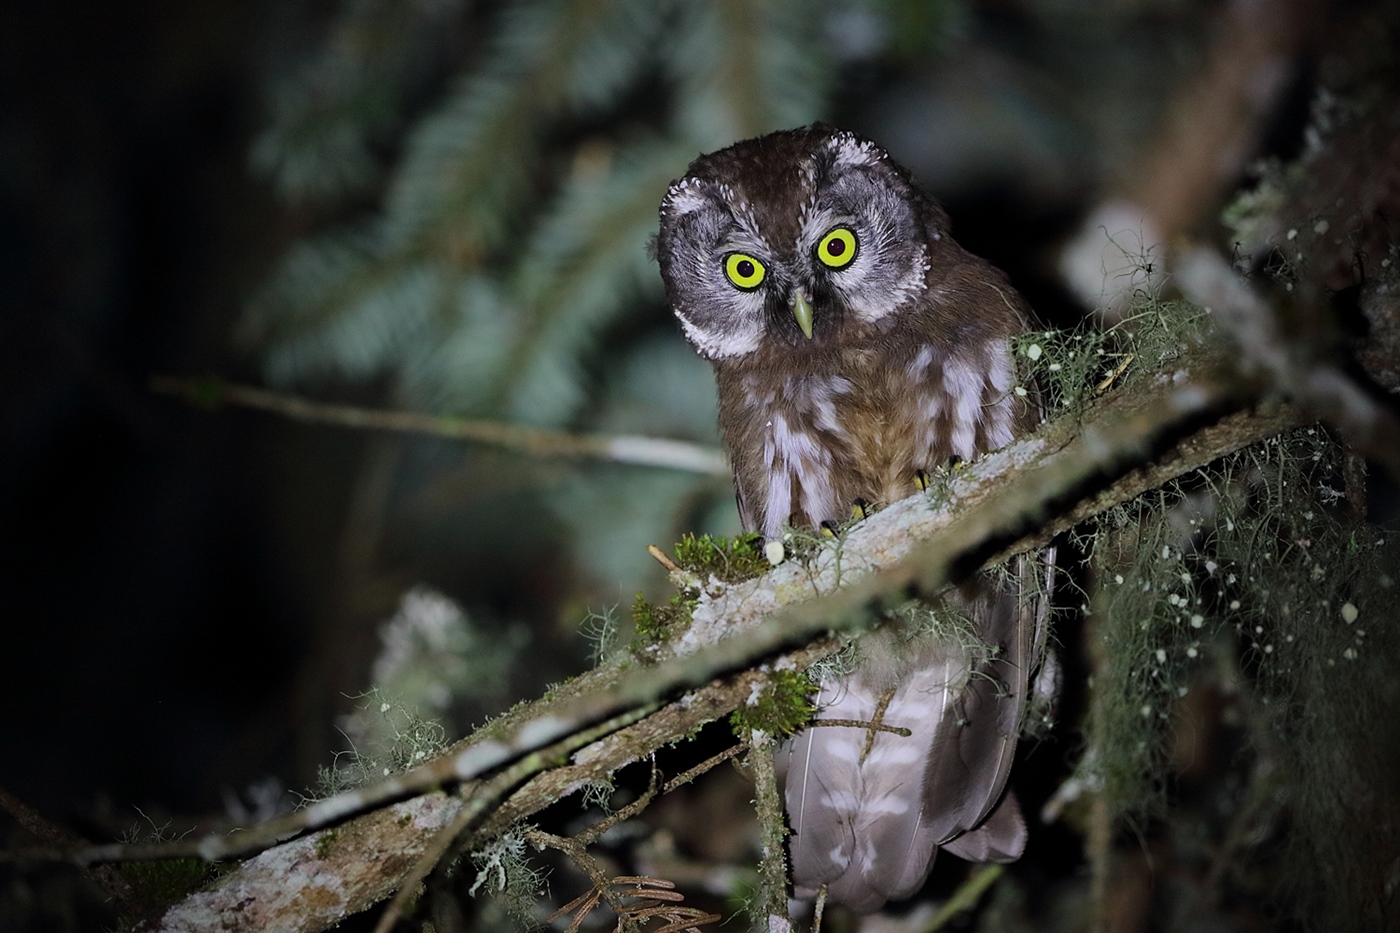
[31,340,1344,932]
[149,376,729,476]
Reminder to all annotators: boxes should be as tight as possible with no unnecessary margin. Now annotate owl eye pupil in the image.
[825,240,846,258]
[736,259,755,277]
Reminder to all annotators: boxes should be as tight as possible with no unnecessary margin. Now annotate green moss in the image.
[630,590,697,644]
[312,828,340,859]
[672,532,768,583]
[116,857,216,916]
[730,669,815,739]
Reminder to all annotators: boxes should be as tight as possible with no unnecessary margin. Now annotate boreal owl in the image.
[655,125,1048,912]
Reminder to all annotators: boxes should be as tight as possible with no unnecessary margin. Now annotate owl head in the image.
[655,124,946,361]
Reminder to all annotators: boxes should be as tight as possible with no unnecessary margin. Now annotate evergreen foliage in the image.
[238,3,1398,929]
[242,0,903,598]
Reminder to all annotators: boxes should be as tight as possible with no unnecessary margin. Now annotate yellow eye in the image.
[817,227,858,269]
[724,252,767,290]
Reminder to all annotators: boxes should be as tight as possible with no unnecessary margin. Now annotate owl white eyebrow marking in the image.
[717,229,773,257]
[663,179,710,217]
[796,205,858,254]
[828,133,884,168]
[796,159,820,230]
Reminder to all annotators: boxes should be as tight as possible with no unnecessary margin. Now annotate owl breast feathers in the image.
[657,125,1048,912]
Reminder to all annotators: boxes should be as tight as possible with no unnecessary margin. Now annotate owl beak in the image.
[791,290,814,339]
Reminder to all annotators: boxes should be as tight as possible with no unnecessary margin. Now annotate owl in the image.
[656,125,1045,912]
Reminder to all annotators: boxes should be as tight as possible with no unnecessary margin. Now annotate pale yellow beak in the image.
[792,290,814,339]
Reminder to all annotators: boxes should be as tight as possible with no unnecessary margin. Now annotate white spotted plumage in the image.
[656,125,1049,913]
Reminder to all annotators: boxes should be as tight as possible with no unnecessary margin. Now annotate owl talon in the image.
[914,470,930,492]
[819,521,838,538]
[850,498,870,521]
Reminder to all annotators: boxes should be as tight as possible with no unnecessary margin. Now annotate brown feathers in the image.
[657,125,1047,912]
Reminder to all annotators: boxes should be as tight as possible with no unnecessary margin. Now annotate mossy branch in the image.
[745,732,792,933]
[33,308,1386,931]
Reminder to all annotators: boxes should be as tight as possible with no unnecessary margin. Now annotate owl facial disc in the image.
[656,124,945,359]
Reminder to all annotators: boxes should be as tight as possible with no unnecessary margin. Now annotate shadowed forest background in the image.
[3,1,1399,931]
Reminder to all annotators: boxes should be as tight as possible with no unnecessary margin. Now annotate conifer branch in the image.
[150,376,729,475]
[37,298,1391,930]
[26,343,1322,932]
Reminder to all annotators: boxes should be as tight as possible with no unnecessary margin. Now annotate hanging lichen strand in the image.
[1084,426,1398,929]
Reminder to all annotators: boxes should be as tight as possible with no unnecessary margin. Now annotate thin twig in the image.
[530,829,619,913]
[573,744,747,847]
[925,864,1004,932]
[150,376,729,476]
[804,719,911,737]
[370,703,660,933]
[858,689,898,765]
[648,545,681,573]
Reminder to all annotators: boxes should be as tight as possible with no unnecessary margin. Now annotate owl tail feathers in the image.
[787,787,1026,914]
[784,691,945,914]
[941,790,1027,862]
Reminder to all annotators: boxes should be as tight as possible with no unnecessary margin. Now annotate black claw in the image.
[851,498,870,520]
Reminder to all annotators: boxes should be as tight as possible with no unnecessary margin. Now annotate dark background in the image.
[3,2,1395,931]
[0,0,1106,822]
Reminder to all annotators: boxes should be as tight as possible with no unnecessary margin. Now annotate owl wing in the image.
[932,552,1053,859]
[941,791,1027,861]
[918,565,1035,844]
[785,556,1048,913]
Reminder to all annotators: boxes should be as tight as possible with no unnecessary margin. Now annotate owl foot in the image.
[850,497,871,521]
[915,457,965,494]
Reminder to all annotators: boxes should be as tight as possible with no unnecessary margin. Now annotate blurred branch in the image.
[150,375,729,475]
[927,864,1003,932]
[1059,0,1322,313]
[1175,246,1400,475]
